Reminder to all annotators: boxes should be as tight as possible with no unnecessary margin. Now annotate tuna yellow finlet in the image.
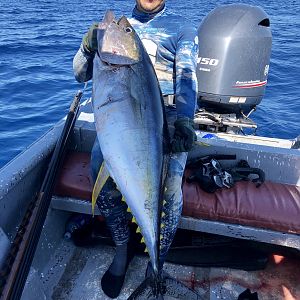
[127,206,131,213]
[141,237,145,244]
[136,227,141,233]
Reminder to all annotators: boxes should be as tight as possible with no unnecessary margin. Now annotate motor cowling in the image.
[197,4,272,115]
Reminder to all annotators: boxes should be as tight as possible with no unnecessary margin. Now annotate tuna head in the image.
[97,13,142,65]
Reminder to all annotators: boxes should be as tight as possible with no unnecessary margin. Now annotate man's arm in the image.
[73,24,98,83]
[171,24,198,153]
[175,24,198,119]
[73,45,95,83]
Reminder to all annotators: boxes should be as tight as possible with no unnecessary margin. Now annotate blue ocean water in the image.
[0,0,299,168]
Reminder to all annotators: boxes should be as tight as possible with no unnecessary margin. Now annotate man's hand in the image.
[82,23,98,53]
[172,117,197,153]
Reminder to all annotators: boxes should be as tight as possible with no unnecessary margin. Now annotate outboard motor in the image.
[196,4,272,132]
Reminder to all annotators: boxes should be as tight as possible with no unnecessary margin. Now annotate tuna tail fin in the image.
[91,162,110,216]
[127,272,202,300]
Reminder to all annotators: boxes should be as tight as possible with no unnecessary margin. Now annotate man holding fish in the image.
[73,0,199,298]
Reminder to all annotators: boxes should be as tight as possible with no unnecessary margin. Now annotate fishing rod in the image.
[0,84,87,300]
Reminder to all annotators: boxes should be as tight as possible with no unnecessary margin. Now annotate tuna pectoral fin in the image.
[91,162,110,215]
[127,274,202,300]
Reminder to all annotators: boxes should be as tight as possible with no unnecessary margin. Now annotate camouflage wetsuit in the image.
[73,4,198,265]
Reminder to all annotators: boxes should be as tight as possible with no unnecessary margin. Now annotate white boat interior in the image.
[0,98,300,299]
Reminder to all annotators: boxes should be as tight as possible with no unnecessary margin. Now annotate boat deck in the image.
[21,222,300,300]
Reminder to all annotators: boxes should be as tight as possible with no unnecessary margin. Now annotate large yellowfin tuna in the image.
[92,11,201,299]
[92,10,168,275]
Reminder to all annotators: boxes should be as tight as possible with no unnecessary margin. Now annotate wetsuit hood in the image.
[132,4,166,23]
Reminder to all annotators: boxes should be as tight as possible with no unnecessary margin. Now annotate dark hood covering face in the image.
[132,4,166,23]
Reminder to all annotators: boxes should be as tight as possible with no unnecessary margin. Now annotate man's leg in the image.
[159,152,187,269]
[91,139,132,298]
[159,107,188,269]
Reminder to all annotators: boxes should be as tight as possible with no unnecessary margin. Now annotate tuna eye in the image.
[125,27,132,33]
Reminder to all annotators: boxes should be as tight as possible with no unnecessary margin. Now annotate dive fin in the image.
[91,162,110,215]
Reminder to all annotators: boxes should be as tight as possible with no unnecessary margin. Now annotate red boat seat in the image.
[54,151,300,234]
[54,152,93,201]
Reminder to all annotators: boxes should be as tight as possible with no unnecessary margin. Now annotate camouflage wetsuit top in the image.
[73,4,198,119]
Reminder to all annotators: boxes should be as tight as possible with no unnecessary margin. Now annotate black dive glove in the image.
[82,23,98,53]
[172,117,197,153]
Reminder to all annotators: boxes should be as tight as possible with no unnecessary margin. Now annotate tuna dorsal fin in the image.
[92,162,110,216]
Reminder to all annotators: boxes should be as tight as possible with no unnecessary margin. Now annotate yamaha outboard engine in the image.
[196,4,272,132]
